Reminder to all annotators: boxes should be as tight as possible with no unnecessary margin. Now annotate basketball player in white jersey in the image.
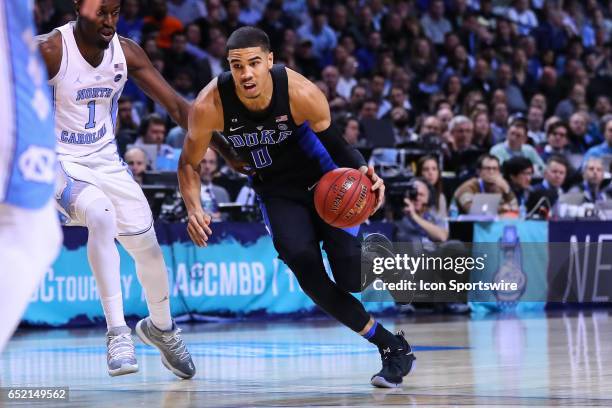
[0,0,62,354]
[35,0,197,378]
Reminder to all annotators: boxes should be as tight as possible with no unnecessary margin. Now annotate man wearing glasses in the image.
[453,154,518,214]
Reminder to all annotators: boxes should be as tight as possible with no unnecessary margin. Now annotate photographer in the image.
[395,178,469,314]
[396,178,448,243]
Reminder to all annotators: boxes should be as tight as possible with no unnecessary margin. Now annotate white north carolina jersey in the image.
[48,22,127,158]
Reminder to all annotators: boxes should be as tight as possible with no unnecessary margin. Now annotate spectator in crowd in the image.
[490,119,545,175]
[420,0,452,45]
[167,0,206,26]
[471,110,493,150]
[321,65,347,114]
[143,0,184,49]
[294,38,320,79]
[133,113,177,171]
[199,149,231,222]
[495,63,527,113]
[115,96,140,157]
[508,0,538,36]
[490,102,509,144]
[570,157,610,203]
[390,107,415,145]
[591,95,612,123]
[342,117,364,147]
[164,30,199,80]
[396,178,448,243]
[238,0,263,26]
[569,111,599,153]
[222,0,246,36]
[444,115,481,176]
[454,154,517,214]
[416,155,447,219]
[582,118,612,166]
[419,115,442,138]
[359,99,379,121]
[436,106,454,134]
[347,85,367,117]
[297,8,336,62]
[502,156,534,210]
[532,155,569,206]
[538,121,576,162]
[124,147,149,186]
[336,56,358,100]
[117,0,143,43]
[527,105,546,145]
[555,83,587,122]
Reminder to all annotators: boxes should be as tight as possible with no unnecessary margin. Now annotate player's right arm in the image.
[178,80,224,247]
[36,30,62,79]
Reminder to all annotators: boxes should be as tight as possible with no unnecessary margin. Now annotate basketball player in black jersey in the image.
[178,27,416,388]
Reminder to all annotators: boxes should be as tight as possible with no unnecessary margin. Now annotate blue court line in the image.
[31,342,468,358]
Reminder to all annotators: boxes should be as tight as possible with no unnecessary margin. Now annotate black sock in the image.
[363,321,401,349]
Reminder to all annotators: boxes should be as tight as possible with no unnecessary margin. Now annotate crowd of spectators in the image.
[36,1,612,238]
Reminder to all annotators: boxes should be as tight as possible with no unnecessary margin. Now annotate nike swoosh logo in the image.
[307,183,318,191]
[229,126,244,132]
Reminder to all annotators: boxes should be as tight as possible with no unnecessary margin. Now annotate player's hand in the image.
[359,165,385,214]
[186,210,212,247]
[403,197,416,217]
[80,0,102,20]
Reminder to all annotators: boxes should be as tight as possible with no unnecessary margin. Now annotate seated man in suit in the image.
[502,156,534,210]
[199,149,231,221]
[569,157,610,203]
[531,155,569,206]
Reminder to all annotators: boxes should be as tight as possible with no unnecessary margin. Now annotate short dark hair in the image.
[477,153,500,169]
[226,26,270,53]
[140,113,166,135]
[503,156,533,178]
[547,154,569,171]
[547,121,569,137]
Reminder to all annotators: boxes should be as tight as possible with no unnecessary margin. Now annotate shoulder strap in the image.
[270,64,289,113]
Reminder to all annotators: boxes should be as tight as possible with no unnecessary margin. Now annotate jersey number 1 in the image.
[85,101,96,129]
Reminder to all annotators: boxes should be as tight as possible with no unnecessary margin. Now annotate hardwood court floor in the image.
[1,311,611,407]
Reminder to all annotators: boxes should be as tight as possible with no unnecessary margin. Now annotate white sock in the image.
[100,293,126,329]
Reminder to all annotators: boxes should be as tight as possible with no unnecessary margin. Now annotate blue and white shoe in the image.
[106,326,139,377]
[135,317,195,379]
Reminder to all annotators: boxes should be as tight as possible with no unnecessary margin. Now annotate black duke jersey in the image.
[217,65,338,197]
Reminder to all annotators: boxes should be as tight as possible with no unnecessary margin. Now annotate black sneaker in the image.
[370,331,416,388]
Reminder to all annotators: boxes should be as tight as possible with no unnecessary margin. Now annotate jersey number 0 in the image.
[251,146,272,168]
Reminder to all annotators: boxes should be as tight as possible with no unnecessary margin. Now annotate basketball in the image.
[314,167,376,228]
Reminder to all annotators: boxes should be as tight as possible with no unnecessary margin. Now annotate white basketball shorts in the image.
[55,142,153,236]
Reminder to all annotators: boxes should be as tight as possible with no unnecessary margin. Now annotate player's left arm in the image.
[288,69,385,213]
[121,36,190,128]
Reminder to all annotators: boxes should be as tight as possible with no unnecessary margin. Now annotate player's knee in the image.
[118,227,162,259]
[85,198,117,237]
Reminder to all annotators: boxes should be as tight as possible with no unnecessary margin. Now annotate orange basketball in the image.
[314,167,376,228]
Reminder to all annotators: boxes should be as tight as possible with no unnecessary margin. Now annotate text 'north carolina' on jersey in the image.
[217,65,338,197]
[49,22,127,158]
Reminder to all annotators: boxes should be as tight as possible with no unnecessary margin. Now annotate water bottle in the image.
[449,200,459,220]
[519,202,527,219]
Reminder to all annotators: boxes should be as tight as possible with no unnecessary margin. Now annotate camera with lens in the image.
[405,182,419,201]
